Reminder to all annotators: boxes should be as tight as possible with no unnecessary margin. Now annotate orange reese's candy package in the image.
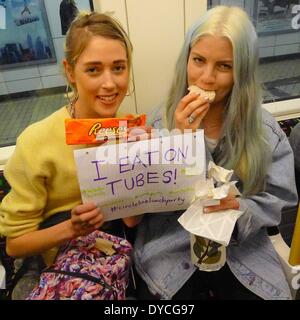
[65,114,146,145]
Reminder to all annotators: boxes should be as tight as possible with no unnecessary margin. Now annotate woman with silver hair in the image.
[133,6,297,300]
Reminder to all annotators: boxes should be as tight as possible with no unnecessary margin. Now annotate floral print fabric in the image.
[27,230,132,300]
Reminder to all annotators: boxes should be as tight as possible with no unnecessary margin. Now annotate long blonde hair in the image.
[165,6,271,195]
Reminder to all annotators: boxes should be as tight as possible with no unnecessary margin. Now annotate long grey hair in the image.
[164,6,271,195]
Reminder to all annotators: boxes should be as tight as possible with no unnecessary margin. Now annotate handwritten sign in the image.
[74,131,206,221]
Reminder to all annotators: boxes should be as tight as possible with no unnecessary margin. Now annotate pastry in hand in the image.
[188,85,216,103]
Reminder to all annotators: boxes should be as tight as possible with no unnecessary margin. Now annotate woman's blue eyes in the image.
[113,65,126,72]
[193,57,204,64]
[87,67,97,73]
[219,64,232,70]
[193,57,232,70]
[86,65,126,74]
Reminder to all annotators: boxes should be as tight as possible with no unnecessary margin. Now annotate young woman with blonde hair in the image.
[0,11,137,299]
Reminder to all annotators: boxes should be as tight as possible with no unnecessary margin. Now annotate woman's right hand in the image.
[174,92,210,132]
[70,202,104,237]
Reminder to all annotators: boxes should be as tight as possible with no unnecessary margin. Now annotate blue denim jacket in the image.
[133,109,298,300]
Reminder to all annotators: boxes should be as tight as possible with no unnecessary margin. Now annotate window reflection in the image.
[208,0,300,103]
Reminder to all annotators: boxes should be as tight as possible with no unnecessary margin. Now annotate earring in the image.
[65,84,78,118]
[65,84,72,105]
[126,80,135,96]
[65,84,78,105]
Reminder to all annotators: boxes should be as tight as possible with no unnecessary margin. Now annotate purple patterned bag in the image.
[27,230,132,300]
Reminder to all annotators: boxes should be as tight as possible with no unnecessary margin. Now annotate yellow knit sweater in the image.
[0,106,82,238]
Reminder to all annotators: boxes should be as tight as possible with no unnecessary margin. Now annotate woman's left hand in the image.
[70,202,104,237]
[203,195,240,213]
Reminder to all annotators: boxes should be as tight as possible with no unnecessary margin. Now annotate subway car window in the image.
[0,0,93,148]
[208,0,300,137]
[1,0,299,149]
[208,0,300,104]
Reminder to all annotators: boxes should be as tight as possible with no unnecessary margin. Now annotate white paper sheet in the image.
[178,198,243,246]
[178,162,244,246]
[74,131,206,221]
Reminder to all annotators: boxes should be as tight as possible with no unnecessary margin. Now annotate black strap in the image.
[42,268,117,298]
[39,211,71,230]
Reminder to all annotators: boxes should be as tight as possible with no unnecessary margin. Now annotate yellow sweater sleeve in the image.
[0,107,82,238]
[0,130,47,237]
